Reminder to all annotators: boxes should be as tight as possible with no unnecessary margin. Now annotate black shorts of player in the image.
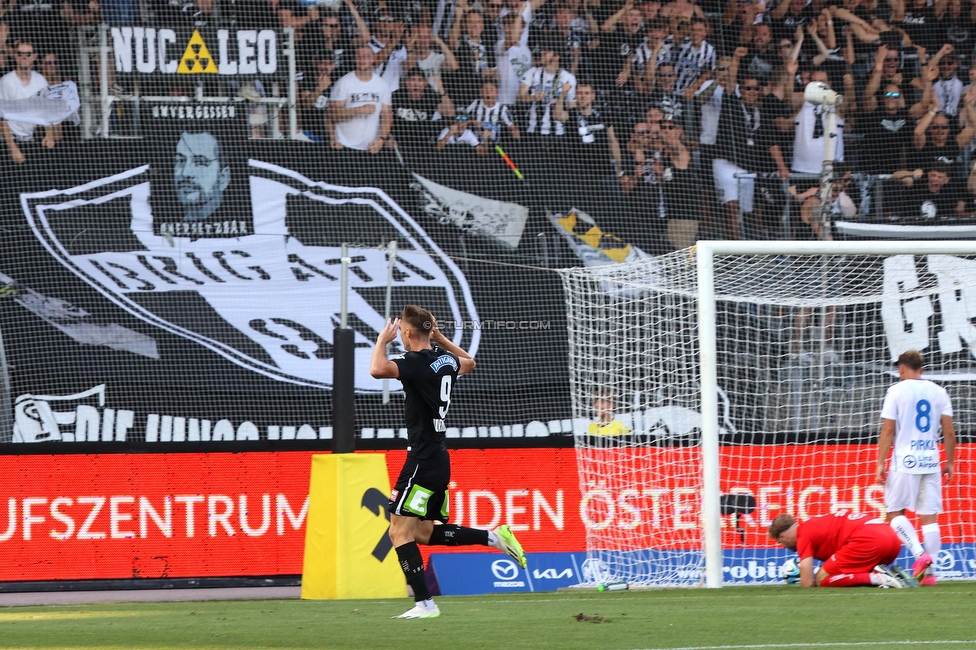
[389,447,451,522]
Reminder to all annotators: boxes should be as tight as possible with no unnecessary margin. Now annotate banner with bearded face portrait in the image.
[0,101,572,450]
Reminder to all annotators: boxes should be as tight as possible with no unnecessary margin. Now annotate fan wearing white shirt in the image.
[496,12,533,105]
[0,42,54,164]
[329,45,394,153]
[769,69,850,179]
[496,0,544,52]
[876,349,957,587]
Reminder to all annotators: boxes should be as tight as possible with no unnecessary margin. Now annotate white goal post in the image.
[558,240,976,589]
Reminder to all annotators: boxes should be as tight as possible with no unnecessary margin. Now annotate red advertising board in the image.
[0,445,970,581]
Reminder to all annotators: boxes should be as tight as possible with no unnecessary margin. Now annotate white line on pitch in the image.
[361,592,917,606]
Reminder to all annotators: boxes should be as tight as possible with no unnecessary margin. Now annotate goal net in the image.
[557,242,976,587]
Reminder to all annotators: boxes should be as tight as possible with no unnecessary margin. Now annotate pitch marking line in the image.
[366,590,961,606]
[633,641,976,650]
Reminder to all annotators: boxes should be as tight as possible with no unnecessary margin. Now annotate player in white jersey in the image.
[876,349,956,586]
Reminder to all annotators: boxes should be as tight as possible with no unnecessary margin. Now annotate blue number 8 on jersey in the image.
[915,399,931,433]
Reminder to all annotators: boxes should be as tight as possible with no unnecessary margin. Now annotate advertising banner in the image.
[0,445,971,583]
[430,544,976,594]
[429,551,586,595]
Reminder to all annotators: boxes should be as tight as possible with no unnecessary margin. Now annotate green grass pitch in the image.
[1,584,975,650]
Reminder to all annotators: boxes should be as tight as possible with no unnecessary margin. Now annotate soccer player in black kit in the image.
[370,305,527,619]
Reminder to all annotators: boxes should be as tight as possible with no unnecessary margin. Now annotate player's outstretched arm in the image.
[942,414,956,483]
[875,419,896,484]
[430,316,476,375]
[370,318,401,379]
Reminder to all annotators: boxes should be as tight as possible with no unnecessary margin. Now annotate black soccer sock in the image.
[427,524,490,547]
[395,542,431,602]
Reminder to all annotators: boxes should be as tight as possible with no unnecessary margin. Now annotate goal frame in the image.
[697,240,976,588]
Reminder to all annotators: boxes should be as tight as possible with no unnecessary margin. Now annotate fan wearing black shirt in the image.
[9,0,68,58]
[893,161,964,221]
[647,63,686,119]
[299,0,370,79]
[936,0,974,67]
[912,108,965,177]
[891,0,941,56]
[371,305,526,620]
[299,55,337,140]
[742,22,780,83]
[598,2,646,94]
[619,118,694,252]
[770,0,814,43]
[858,83,914,175]
[389,69,452,158]
[277,0,321,41]
[711,49,774,239]
[554,80,625,206]
[448,2,497,106]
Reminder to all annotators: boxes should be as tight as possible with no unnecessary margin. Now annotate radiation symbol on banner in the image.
[177,30,217,74]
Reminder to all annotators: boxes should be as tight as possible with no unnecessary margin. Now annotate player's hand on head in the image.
[379,317,400,344]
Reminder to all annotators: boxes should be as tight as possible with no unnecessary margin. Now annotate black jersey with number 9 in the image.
[392,346,460,459]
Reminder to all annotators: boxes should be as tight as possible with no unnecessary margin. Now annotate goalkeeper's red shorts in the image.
[822,523,903,575]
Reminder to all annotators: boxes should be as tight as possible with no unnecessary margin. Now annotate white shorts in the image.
[885,470,942,515]
[712,158,754,213]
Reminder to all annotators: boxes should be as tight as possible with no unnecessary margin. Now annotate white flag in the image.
[0,81,80,126]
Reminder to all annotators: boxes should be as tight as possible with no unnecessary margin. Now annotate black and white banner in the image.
[0,113,570,448]
[112,27,279,76]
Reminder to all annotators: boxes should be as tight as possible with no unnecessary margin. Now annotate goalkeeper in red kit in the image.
[769,510,915,588]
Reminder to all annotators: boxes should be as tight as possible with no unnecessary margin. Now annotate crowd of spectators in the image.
[3,0,976,249]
